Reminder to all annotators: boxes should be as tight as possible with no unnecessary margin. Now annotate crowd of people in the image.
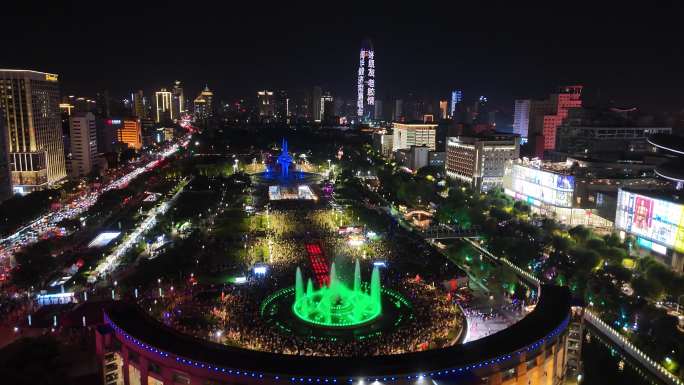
[136,207,469,357]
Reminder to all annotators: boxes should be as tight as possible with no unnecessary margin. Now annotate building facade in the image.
[356,39,375,120]
[528,86,582,157]
[450,90,463,117]
[392,121,437,152]
[132,90,148,120]
[615,188,684,272]
[68,112,98,177]
[555,125,671,156]
[118,118,142,150]
[172,81,184,119]
[194,86,214,122]
[0,111,11,201]
[0,69,67,193]
[155,89,173,123]
[258,91,275,119]
[513,99,530,140]
[446,134,520,192]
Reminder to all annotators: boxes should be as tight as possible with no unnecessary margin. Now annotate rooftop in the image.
[105,285,570,378]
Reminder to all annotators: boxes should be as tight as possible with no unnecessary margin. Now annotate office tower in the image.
[528,85,583,157]
[312,86,322,122]
[450,90,463,117]
[446,134,520,192]
[0,111,11,201]
[391,119,437,152]
[393,99,404,121]
[96,90,111,117]
[323,95,335,124]
[373,99,383,121]
[0,69,67,193]
[357,39,376,119]
[321,92,333,122]
[194,86,213,121]
[257,90,275,118]
[513,99,531,139]
[117,118,142,150]
[132,90,147,119]
[275,90,290,121]
[155,88,173,123]
[171,81,184,119]
[439,100,449,120]
[68,112,97,177]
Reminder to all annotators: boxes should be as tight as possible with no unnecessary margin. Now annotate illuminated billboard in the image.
[615,189,684,253]
[508,165,574,208]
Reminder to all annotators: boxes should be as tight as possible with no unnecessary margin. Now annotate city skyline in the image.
[2,2,684,114]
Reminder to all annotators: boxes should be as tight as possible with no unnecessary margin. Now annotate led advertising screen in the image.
[509,165,574,208]
[615,189,684,253]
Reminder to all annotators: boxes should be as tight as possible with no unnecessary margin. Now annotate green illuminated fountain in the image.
[293,260,382,327]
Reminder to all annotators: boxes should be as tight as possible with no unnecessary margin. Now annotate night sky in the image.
[2,2,684,114]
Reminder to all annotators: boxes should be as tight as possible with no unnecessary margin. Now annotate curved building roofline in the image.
[105,285,570,378]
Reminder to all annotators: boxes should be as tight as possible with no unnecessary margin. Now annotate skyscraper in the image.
[374,99,383,121]
[312,86,322,122]
[450,90,463,117]
[439,100,449,120]
[171,81,184,119]
[0,69,66,193]
[257,90,275,118]
[321,92,333,122]
[275,90,290,121]
[68,112,97,177]
[393,99,404,121]
[194,86,214,122]
[155,88,172,123]
[132,90,147,119]
[512,99,531,140]
[356,39,375,120]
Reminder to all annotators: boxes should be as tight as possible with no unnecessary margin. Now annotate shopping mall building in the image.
[96,286,572,385]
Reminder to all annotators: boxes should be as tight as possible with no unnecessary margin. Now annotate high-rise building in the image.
[132,90,147,119]
[439,100,449,120]
[0,111,11,201]
[321,93,334,122]
[356,39,375,119]
[392,119,437,152]
[117,118,142,150]
[446,134,520,192]
[393,99,403,121]
[275,90,290,121]
[320,92,335,121]
[194,86,213,122]
[373,99,383,121]
[528,85,583,156]
[68,112,97,177]
[0,69,66,193]
[96,90,111,118]
[450,90,463,117]
[258,90,275,118]
[171,81,184,119]
[512,99,531,139]
[312,86,322,122]
[155,88,173,123]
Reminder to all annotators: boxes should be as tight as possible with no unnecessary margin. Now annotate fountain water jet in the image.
[292,261,383,327]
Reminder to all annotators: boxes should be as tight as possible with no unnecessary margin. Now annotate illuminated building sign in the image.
[107,119,122,125]
[357,45,375,117]
[615,189,684,253]
[45,73,58,82]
